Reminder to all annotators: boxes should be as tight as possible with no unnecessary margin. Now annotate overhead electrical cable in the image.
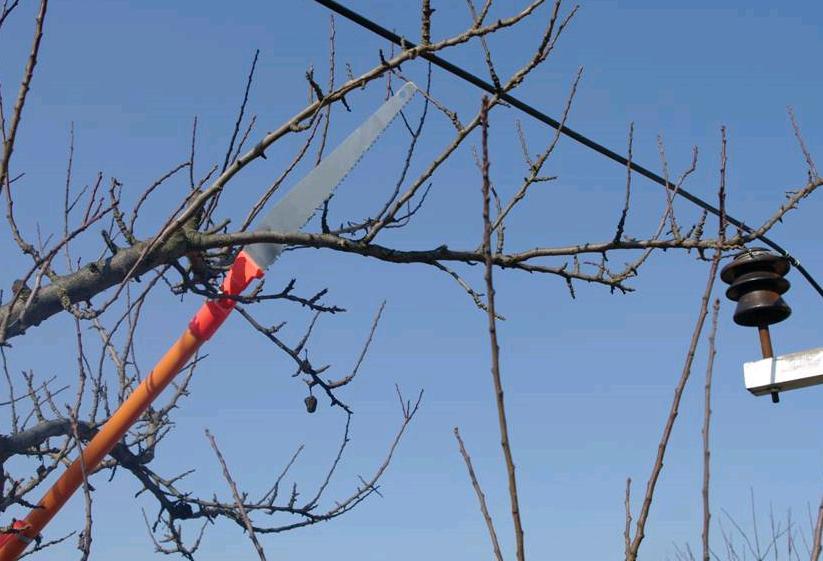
[312,0,823,299]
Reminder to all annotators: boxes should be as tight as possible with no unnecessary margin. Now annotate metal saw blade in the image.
[244,82,416,270]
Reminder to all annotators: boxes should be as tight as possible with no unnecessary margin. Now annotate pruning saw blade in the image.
[245,81,417,270]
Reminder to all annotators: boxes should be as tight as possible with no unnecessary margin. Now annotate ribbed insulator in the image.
[720,248,791,327]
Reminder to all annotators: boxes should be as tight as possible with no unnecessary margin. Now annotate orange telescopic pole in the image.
[0,252,263,561]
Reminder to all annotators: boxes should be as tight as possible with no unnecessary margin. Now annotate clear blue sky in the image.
[1,1,821,560]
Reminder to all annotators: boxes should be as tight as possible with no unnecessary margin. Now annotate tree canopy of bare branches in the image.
[0,1,820,559]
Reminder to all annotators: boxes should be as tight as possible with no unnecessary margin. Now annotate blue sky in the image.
[0,1,821,560]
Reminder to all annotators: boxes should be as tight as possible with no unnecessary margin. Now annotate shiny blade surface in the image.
[244,82,416,269]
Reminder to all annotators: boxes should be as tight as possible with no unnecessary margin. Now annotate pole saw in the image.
[0,82,416,560]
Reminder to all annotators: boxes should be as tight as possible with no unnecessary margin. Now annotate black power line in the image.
[313,0,823,299]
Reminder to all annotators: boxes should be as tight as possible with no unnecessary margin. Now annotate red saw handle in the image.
[0,251,263,561]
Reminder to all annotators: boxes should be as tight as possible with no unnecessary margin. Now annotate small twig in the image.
[624,478,632,560]
[491,66,582,232]
[454,427,504,561]
[811,496,823,561]
[702,298,720,561]
[0,0,21,31]
[421,0,433,45]
[69,412,93,561]
[1,0,49,259]
[466,0,501,91]
[787,107,818,181]
[222,50,260,174]
[205,429,268,561]
[613,122,634,243]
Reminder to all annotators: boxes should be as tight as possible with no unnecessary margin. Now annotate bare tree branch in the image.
[702,299,720,561]
[480,96,525,561]
[454,427,504,561]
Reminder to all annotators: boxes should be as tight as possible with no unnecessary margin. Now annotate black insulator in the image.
[720,248,792,328]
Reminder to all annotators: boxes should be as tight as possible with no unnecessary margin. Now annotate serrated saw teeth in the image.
[244,82,417,270]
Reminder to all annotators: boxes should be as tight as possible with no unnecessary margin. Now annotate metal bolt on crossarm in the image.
[720,248,792,403]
